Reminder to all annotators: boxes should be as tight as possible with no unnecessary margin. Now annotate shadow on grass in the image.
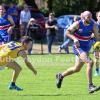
[17,94,68,96]
[0,93,98,97]
[16,93,97,96]
[29,52,74,55]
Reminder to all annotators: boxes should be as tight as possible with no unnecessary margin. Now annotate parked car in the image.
[56,15,96,41]
[56,15,81,41]
[5,5,46,40]
[57,15,80,29]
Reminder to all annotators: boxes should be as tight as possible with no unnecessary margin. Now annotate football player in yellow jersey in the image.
[0,36,37,90]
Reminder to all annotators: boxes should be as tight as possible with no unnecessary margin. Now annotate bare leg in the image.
[56,52,100,93]
[6,60,22,82]
[62,51,93,84]
[94,52,99,70]
[94,52,99,68]
[79,52,93,84]
[94,52,99,76]
[56,54,84,89]
[62,55,84,77]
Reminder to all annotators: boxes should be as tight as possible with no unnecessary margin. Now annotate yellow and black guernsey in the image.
[0,41,25,66]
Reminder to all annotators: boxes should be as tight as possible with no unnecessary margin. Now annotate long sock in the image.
[60,73,63,79]
[10,81,15,86]
[89,83,93,87]
[95,68,99,72]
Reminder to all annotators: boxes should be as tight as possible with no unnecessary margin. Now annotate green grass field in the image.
[0,54,100,100]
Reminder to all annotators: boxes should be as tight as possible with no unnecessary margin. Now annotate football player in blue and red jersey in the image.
[56,11,100,93]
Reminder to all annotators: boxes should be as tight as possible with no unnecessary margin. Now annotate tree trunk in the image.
[47,0,53,10]
[23,0,38,9]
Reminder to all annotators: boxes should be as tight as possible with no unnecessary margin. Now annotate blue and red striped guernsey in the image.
[74,20,94,46]
[0,14,11,35]
[96,22,100,36]
[91,22,100,43]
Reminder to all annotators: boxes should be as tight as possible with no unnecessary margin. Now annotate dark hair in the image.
[21,36,32,44]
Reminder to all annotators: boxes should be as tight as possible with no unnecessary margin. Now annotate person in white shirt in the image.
[20,4,31,39]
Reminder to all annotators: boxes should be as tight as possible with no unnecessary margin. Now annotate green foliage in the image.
[52,0,68,16]
[1,0,100,20]
[41,9,49,17]
[18,0,24,5]
[41,0,100,19]
[4,0,18,4]
[0,0,24,5]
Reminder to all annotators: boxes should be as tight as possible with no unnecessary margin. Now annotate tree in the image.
[44,0,99,19]
[2,0,100,19]
[23,0,38,9]
[47,0,52,10]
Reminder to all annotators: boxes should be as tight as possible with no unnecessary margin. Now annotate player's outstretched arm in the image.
[7,15,15,34]
[18,50,37,76]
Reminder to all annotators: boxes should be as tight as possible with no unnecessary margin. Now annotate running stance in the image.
[56,11,100,93]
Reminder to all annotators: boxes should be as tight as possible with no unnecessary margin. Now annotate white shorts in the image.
[0,64,7,70]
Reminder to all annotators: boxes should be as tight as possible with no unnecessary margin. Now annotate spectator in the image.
[7,3,18,40]
[20,4,31,39]
[26,18,39,55]
[59,16,79,53]
[45,13,58,54]
[1,1,6,14]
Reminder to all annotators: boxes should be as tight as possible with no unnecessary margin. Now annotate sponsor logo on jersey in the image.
[89,30,93,33]
[78,29,83,33]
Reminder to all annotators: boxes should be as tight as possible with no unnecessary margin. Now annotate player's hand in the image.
[74,39,80,46]
[33,69,37,76]
[52,25,55,28]
[91,33,94,38]
[7,27,13,34]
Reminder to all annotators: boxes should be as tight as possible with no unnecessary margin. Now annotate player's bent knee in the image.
[90,60,94,66]
[88,60,94,68]
[19,67,22,71]
[16,67,22,72]
[73,68,80,73]
[75,69,80,72]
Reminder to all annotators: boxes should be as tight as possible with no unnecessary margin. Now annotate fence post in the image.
[41,28,43,55]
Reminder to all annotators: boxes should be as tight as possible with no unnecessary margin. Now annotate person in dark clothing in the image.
[26,18,38,54]
[45,13,58,54]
